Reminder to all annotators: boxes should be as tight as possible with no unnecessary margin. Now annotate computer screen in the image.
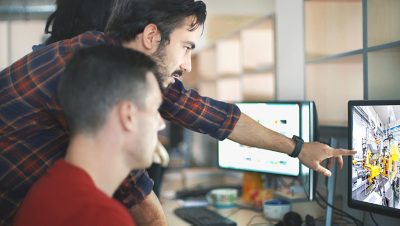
[348,100,400,217]
[218,102,303,176]
[299,101,318,200]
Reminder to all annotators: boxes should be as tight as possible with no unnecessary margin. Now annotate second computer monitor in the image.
[218,101,315,177]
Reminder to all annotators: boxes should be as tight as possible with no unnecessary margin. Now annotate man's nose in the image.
[181,55,192,72]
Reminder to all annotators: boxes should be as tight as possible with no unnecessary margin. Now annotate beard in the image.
[151,44,183,88]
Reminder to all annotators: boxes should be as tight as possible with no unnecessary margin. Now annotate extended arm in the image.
[228,113,356,176]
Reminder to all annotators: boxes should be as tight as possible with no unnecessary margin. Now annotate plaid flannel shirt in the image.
[0,31,240,226]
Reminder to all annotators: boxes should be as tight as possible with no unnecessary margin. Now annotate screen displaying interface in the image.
[218,102,300,176]
[349,101,400,216]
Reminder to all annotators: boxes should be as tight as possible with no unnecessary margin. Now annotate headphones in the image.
[275,212,316,226]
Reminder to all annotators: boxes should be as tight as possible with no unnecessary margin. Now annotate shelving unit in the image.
[304,0,400,126]
[183,15,276,103]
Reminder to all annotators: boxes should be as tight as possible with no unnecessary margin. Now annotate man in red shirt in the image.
[13,45,165,226]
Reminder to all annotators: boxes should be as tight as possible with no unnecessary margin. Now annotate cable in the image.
[314,193,352,224]
[316,191,361,225]
[225,207,242,218]
[369,212,379,226]
[316,191,364,226]
[246,213,264,226]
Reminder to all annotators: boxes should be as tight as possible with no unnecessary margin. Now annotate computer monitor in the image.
[299,101,318,200]
[348,100,400,217]
[218,101,316,177]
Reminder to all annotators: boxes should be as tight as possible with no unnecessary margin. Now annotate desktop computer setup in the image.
[218,101,318,201]
[174,101,318,226]
[173,100,400,225]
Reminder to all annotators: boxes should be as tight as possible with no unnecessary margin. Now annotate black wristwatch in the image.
[289,135,304,158]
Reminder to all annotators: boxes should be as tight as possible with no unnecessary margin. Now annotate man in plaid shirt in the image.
[0,0,355,225]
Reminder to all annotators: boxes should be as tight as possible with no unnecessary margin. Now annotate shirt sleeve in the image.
[159,79,241,140]
[113,169,154,208]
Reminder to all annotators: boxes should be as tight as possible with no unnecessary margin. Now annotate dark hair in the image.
[45,0,115,44]
[58,45,163,135]
[106,0,206,45]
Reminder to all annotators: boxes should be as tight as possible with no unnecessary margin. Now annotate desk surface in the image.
[160,168,323,226]
[161,198,273,226]
[161,168,272,225]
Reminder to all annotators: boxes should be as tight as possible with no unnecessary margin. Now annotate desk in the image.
[160,168,324,226]
[161,198,273,226]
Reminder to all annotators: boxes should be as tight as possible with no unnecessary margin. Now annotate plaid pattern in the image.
[0,31,240,226]
[160,80,240,140]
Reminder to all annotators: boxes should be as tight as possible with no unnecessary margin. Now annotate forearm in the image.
[228,113,295,155]
[228,113,357,177]
[129,191,167,226]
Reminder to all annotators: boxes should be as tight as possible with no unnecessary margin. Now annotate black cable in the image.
[314,193,353,223]
[369,212,379,226]
[317,192,363,226]
[316,191,364,226]
[314,192,348,218]
[316,191,361,225]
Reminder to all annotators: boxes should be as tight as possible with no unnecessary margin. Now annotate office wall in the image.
[275,0,305,100]
[0,20,46,70]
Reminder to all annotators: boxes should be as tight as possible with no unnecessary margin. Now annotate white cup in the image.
[206,188,238,208]
[263,199,291,221]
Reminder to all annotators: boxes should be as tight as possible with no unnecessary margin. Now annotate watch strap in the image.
[289,135,304,158]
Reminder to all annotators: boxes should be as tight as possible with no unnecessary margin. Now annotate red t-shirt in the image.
[13,160,136,226]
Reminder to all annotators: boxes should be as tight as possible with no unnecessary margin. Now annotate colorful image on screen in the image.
[351,105,400,209]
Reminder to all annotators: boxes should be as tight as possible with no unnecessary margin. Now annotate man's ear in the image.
[118,101,137,131]
[142,23,161,51]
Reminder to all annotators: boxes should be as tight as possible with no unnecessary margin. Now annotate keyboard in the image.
[174,206,237,226]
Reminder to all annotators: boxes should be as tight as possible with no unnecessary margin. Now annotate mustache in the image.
[171,70,183,79]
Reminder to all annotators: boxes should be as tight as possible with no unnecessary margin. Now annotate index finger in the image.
[331,148,357,156]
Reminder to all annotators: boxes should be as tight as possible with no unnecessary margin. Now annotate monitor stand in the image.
[325,137,338,226]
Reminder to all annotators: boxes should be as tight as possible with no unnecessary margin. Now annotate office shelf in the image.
[305,0,362,61]
[367,0,400,47]
[368,47,400,100]
[304,0,400,126]
[305,55,363,126]
[188,15,275,102]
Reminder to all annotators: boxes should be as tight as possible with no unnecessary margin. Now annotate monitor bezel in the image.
[299,101,317,201]
[217,101,308,177]
[348,100,400,218]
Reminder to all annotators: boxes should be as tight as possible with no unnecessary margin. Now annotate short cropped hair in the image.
[58,45,163,135]
[106,0,206,45]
